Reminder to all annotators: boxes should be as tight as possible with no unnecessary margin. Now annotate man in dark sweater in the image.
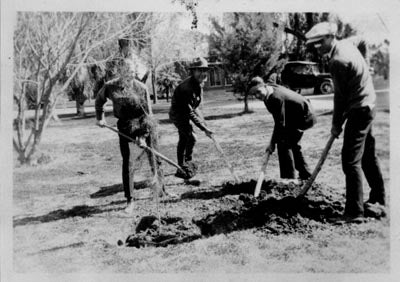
[306,22,386,223]
[249,77,316,180]
[96,39,164,213]
[169,57,214,178]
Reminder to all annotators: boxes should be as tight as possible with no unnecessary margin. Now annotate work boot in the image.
[175,161,198,179]
[299,171,312,181]
[364,202,387,219]
[175,168,189,179]
[328,214,367,225]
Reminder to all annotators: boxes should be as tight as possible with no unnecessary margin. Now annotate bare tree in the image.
[13,12,151,164]
[142,13,208,104]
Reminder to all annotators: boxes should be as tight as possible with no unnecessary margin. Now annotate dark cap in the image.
[118,38,130,49]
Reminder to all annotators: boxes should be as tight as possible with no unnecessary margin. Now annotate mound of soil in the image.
[195,193,343,236]
[125,180,345,247]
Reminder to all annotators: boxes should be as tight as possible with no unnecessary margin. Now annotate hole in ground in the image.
[124,180,345,248]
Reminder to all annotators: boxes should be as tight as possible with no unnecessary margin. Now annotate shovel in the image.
[104,124,188,177]
[297,134,336,198]
[254,143,273,197]
[208,135,240,183]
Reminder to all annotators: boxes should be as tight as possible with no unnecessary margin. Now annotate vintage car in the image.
[280,61,334,95]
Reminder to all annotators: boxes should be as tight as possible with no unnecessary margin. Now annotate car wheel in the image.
[319,80,333,94]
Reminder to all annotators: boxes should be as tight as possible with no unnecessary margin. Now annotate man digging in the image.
[249,77,316,181]
[169,57,214,181]
[305,22,386,223]
[96,38,166,214]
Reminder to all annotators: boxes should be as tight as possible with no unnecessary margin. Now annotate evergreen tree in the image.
[209,12,283,112]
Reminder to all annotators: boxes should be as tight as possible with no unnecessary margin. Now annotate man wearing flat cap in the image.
[305,22,386,223]
[249,77,316,180]
[169,57,214,178]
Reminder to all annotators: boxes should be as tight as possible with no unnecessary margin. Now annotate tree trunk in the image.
[151,69,157,104]
[76,99,86,117]
[166,87,170,102]
[243,92,250,113]
[294,13,301,60]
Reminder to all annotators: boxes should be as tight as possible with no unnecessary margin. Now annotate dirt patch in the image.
[124,216,202,248]
[124,180,345,247]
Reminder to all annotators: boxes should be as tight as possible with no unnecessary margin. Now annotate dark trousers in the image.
[174,121,196,166]
[277,129,311,179]
[342,107,385,216]
[117,120,163,202]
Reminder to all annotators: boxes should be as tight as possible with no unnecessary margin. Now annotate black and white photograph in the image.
[0,0,398,281]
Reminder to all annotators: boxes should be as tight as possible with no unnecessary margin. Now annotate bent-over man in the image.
[249,77,316,180]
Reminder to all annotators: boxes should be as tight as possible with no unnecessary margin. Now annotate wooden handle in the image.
[297,134,336,197]
[254,151,272,197]
[209,135,240,183]
[104,125,185,173]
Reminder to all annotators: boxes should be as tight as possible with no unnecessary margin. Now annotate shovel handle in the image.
[209,135,240,183]
[103,124,186,174]
[254,150,272,197]
[297,134,336,197]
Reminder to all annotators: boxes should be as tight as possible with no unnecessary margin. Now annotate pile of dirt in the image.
[125,215,202,248]
[195,193,344,236]
[125,180,345,247]
[221,179,303,197]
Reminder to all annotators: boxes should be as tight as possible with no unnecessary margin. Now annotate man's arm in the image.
[95,86,108,126]
[174,85,212,135]
[330,60,348,137]
[268,96,286,147]
[188,105,213,136]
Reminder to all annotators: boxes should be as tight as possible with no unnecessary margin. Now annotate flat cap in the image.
[305,22,337,45]
[248,76,265,96]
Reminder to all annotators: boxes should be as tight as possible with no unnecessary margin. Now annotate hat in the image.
[118,38,131,49]
[188,57,211,70]
[305,22,337,45]
[248,76,265,96]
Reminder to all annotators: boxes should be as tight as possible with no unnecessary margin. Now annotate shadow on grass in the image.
[90,180,151,199]
[13,203,125,227]
[157,111,252,124]
[204,111,252,121]
[180,180,261,200]
[56,106,171,121]
[55,110,114,120]
[36,242,85,255]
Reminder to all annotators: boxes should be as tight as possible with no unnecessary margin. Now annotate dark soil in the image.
[125,179,348,248]
[125,215,202,248]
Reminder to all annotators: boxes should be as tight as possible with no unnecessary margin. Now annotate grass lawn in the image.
[13,88,390,274]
